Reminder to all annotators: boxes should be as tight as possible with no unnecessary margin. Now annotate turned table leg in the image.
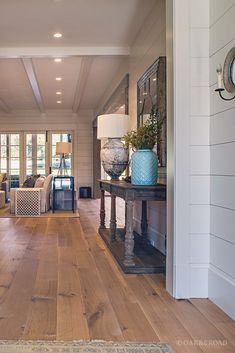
[141,200,148,239]
[124,200,135,266]
[110,194,117,241]
[99,189,106,230]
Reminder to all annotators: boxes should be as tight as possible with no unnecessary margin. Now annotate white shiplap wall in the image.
[209,0,235,320]
[189,0,210,297]
[129,0,166,254]
[96,0,167,254]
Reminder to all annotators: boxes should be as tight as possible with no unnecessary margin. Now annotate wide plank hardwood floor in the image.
[0,199,234,353]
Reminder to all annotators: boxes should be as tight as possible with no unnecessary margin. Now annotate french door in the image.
[25,133,47,177]
[0,131,73,187]
[0,133,20,188]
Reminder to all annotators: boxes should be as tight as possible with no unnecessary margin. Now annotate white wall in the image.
[209,0,235,320]
[0,109,94,194]
[189,0,210,298]
[130,0,166,254]
[171,0,210,299]
[97,0,167,254]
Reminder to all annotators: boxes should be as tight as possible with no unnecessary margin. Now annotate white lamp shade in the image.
[56,142,72,155]
[97,114,129,139]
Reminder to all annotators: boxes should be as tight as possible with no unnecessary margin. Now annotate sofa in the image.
[0,173,9,202]
[10,174,53,214]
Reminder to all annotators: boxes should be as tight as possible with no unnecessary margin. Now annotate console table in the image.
[98,180,166,274]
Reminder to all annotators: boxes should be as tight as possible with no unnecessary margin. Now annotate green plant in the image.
[124,105,164,151]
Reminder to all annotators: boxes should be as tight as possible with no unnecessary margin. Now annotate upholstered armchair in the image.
[10,174,53,214]
[0,180,9,202]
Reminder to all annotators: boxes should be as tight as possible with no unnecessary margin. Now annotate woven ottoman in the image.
[0,190,5,208]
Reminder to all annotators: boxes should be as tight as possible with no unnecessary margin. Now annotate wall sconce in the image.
[215,47,235,101]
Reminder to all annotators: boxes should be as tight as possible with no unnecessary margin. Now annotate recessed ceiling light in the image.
[54,58,62,63]
[57,100,62,104]
[55,77,62,81]
[53,32,62,38]
[56,91,62,95]
[153,77,157,81]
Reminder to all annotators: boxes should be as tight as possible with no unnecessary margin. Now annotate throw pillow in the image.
[22,174,40,188]
[0,173,7,183]
[34,176,46,188]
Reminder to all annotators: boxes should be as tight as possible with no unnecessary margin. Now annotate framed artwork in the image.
[137,57,166,167]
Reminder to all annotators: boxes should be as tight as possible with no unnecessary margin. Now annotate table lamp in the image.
[97,114,129,179]
[56,142,72,176]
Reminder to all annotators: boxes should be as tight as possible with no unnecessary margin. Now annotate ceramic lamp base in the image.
[101,138,129,180]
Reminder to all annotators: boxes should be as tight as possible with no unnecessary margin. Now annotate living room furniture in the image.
[10,174,53,214]
[0,191,5,208]
[15,188,41,216]
[56,142,72,176]
[52,176,75,212]
[98,179,166,274]
[0,180,9,202]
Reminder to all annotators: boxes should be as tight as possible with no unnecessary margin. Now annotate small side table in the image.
[52,176,75,213]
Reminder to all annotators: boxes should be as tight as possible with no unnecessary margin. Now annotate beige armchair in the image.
[10,174,53,214]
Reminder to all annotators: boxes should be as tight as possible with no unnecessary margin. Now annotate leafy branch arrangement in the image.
[123,105,164,151]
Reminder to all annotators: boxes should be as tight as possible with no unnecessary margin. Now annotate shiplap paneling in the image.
[190,205,210,234]
[190,0,209,28]
[210,234,235,279]
[129,0,166,253]
[189,0,210,298]
[211,205,235,244]
[191,87,210,116]
[190,176,210,204]
[190,146,210,175]
[209,0,235,317]
[210,108,235,144]
[211,176,235,210]
[190,265,208,298]
[190,116,210,145]
[210,0,235,26]
[210,4,235,56]
[190,234,210,263]
[190,28,209,58]
[208,266,235,320]
[211,143,235,175]
[191,58,209,87]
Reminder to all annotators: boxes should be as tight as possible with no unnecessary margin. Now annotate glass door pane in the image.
[51,133,72,176]
[26,133,46,177]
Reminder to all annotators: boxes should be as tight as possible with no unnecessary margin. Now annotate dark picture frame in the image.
[137,57,166,167]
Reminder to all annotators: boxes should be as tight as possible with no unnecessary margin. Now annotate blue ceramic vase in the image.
[131,149,158,185]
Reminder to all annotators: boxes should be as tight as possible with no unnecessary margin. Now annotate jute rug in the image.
[0,340,172,353]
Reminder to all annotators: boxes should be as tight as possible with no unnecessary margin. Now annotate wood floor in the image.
[0,199,234,353]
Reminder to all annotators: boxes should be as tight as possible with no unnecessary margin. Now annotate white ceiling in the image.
[0,0,156,114]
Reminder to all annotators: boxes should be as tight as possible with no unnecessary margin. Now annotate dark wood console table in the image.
[98,180,166,274]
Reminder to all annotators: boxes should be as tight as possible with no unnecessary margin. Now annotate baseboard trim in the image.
[209,265,235,320]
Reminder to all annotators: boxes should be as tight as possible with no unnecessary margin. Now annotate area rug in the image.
[0,340,172,353]
[0,206,80,218]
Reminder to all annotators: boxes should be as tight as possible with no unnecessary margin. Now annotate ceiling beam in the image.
[0,98,11,113]
[22,58,45,113]
[72,57,94,113]
[0,47,130,58]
